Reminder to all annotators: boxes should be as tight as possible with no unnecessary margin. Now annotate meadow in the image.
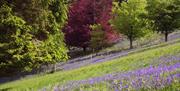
[0,39,180,91]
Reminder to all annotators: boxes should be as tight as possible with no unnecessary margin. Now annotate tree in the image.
[111,0,149,49]
[0,5,35,72]
[63,0,117,51]
[90,24,107,51]
[146,0,180,42]
[0,0,68,73]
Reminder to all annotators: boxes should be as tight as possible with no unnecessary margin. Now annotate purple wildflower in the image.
[51,55,180,91]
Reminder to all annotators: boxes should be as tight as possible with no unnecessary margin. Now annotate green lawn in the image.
[0,41,180,91]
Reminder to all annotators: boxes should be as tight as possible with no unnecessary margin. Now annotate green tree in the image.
[111,0,149,49]
[90,24,107,51]
[0,0,68,73]
[0,5,35,72]
[146,0,180,42]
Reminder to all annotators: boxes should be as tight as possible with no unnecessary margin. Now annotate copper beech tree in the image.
[63,0,118,51]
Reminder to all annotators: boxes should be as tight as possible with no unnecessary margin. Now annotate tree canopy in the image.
[0,0,68,73]
[146,0,180,41]
[111,0,150,49]
[63,0,118,51]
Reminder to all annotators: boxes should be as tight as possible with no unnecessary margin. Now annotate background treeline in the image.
[0,0,179,74]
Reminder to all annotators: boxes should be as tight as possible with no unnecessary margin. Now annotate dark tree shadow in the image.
[0,87,12,91]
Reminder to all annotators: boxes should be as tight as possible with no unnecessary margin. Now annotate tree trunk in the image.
[50,64,56,73]
[165,32,168,42]
[83,47,86,52]
[53,64,56,72]
[129,37,133,49]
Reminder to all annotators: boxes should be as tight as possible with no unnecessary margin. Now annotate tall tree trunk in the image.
[165,32,168,42]
[129,37,133,49]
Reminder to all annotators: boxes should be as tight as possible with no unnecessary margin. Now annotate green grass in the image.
[101,31,161,52]
[1,42,180,91]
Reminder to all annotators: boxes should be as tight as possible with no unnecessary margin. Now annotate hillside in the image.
[0,39,180,91]
[0,0,180,91]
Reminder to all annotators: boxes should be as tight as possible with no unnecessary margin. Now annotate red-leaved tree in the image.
[63,0,118,51]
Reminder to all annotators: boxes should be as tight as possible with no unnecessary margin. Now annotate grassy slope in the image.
[0,42,180,91]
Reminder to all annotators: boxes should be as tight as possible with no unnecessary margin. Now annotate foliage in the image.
[146,0,180,41]
[111,0,150,49]
[114,0,128,6]
[0,5,35,72]
[63,0,116,50]
[49,0,68,27]
[90,24,108,50]
[0,0,68,73]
